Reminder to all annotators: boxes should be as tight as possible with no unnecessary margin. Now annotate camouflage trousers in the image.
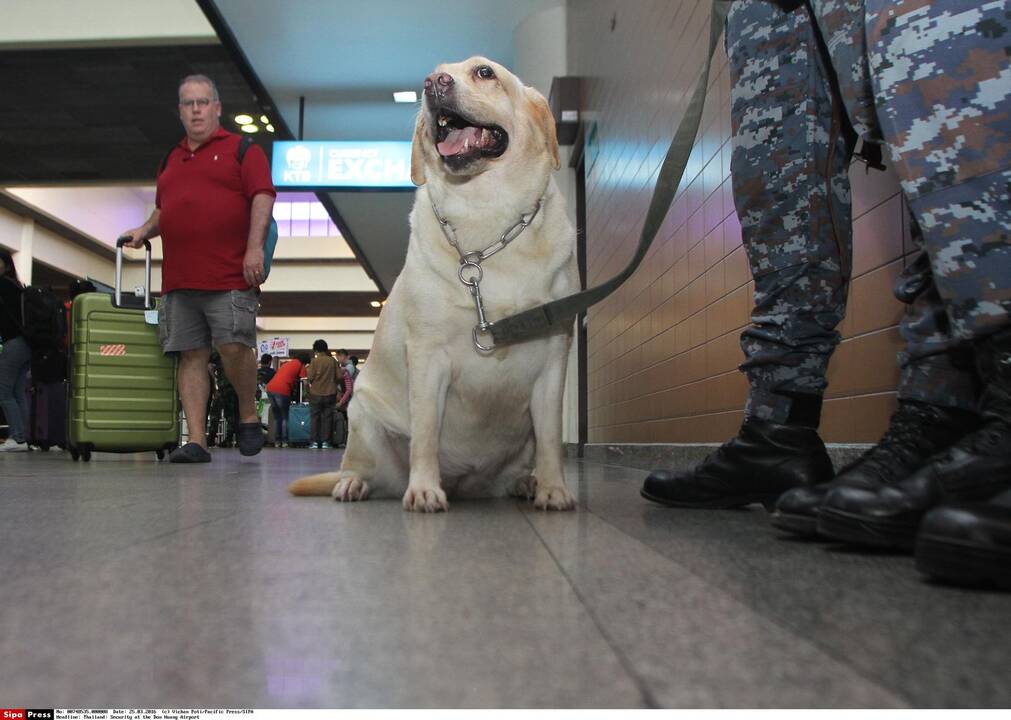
[727,0,1008,422]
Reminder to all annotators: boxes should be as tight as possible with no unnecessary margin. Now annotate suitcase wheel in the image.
[80,446,92,462]
[70,447,80,462]
[156,450,165,461]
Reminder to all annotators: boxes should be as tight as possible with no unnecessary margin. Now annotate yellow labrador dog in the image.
[288,57,577,512]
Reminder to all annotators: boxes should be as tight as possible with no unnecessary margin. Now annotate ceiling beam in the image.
[256,291,383,318]
[0,191,114,260]
[257,316,380,332]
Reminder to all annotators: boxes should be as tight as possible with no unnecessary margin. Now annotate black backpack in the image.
[20,286,66,352]
[31,343,68,383]
[0,281,67,382]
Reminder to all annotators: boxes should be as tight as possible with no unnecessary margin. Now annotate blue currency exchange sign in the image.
[271,141,414,189]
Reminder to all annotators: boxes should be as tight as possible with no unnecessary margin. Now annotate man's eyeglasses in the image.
[179,98,214,109]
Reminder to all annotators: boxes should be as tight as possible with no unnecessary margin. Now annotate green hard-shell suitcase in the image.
[68,238,179,461]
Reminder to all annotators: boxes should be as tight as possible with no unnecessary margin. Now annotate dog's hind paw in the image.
[332,472,370,502]
[402,485,449,513]
[533,483,576,511]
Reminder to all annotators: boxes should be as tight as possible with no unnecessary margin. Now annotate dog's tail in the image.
[287,472,342,496]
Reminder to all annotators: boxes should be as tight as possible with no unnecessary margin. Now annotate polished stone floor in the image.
[1,448,1008,708]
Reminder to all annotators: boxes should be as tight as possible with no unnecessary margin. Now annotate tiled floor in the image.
[1,448,1008,708]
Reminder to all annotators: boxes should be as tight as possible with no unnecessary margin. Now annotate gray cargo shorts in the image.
[158,289,258,353]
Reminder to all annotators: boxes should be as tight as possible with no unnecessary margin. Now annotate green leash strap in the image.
[489,0,733,347]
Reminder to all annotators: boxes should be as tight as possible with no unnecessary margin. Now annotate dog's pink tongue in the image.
[437,126,482,156]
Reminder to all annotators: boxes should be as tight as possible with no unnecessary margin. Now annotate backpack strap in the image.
[157,146,176,177]
[237,135,256,163]
[159,135,257,176]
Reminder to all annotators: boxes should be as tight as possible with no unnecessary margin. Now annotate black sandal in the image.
[169,442,212,463]
[236,422,265,457]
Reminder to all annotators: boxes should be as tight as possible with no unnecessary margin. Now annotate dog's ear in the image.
[525,86,560,170]
[410,112,427,186]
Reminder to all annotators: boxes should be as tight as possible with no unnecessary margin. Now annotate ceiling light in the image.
[370,301,382,308]
[240,124,259,133]
[265,124,275,133]
[260,115,270,124]
[393,91,417,103]
[234,114,254,125]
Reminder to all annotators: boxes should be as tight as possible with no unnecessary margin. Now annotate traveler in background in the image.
[335,348,358,382]
[349,355,360,378]
[334,355,354,447]
[253,352,274,433]
[256,353,275,399]
[266,352,307,448]
[0,248,30,453]
[305,339,339,450]
[207,352,239,448]
[119,73,275,463]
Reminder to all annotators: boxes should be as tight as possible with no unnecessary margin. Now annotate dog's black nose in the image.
[424,72,454,98]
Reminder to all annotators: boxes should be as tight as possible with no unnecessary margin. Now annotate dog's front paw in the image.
[332,472,370,502]
[402,485,449,513]
[511,475,537,499]
[533,482,576,511]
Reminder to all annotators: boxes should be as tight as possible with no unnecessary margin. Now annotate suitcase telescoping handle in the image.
[114,236,153,310]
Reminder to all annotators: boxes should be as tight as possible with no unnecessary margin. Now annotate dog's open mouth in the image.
[434,110,508,162]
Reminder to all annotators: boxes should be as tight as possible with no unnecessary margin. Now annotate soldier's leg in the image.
[731,0,853,425]
[807,0,980,411]
[820,0,1011,550]
[894,214,981,412]
[772,0,987,536]
[867,0,1011,342]
[643,0,841,508]
[773,213,985,535]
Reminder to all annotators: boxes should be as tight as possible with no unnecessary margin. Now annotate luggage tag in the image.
[135,286,159,325]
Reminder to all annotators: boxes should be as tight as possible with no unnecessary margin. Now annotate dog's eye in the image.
[475,65,495,80]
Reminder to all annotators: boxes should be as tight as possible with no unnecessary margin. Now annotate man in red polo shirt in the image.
[120,74,275,463]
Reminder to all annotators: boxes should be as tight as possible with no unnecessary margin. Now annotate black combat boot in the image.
[641,396,833,509]
[819,328,1011,550]
[771,401,979,537]
[914,489,1011,590]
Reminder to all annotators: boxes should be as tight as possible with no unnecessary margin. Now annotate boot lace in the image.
[838,403,963,481]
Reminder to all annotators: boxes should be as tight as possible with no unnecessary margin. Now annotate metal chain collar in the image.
[429,194,544,352]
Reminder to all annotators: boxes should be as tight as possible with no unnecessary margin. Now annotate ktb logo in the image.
[284,144,312,183]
